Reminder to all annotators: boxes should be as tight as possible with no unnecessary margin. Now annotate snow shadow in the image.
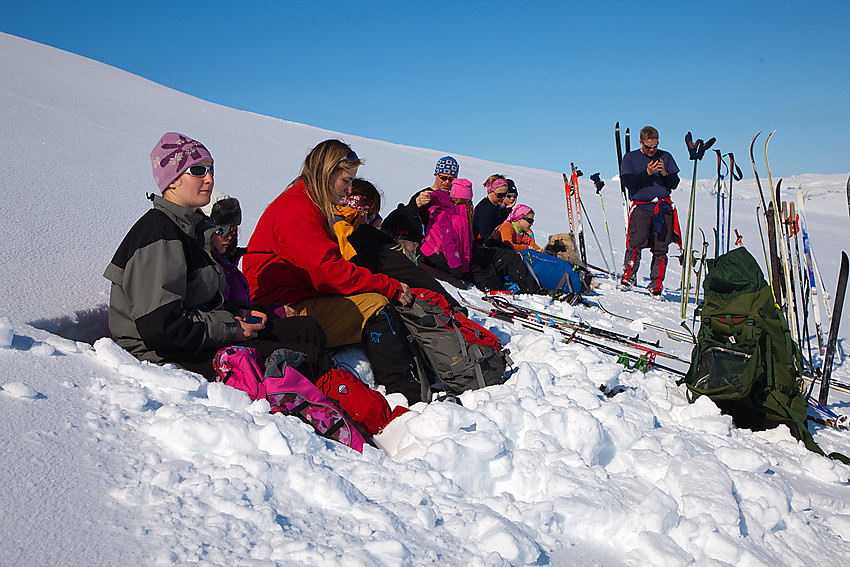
[29,304,110,344]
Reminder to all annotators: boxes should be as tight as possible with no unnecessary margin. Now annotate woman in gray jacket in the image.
[104,132,328,381]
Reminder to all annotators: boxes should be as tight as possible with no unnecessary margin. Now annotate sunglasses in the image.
[184,165,214,177]
[504,193,517,199]
[522,217,535,225]
[643,143,658,150]
[438,174,456,182]
[493,192,507,198]
[213,224,237,237]
[339,150,359,164]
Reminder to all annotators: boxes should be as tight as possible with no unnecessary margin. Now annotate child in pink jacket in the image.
[419,178,474,278]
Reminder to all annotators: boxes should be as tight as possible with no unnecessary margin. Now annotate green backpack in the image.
[685,247,847,462]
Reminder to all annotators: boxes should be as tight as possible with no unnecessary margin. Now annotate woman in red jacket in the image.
[244,140,422,404]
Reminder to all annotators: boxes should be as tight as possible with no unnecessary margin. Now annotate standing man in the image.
[408,156,459,227]
[619,126,680,297]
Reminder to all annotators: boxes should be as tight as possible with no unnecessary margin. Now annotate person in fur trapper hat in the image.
[201,190,243,263]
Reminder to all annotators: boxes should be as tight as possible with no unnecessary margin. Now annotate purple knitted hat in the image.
[150,132,213,192]
[450,178,473,200]
[507,204,533,223]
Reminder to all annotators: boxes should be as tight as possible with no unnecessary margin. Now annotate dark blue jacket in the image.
[620,149,680,203]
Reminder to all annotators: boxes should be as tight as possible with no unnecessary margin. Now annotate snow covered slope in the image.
[1,32,849,566]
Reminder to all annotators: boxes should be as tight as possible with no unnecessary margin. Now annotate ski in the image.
[482,295,690,361]
[788,200,814,361]
[749,132,773,287]
[571,163,587,264]
[562,173,575,234]
[765,135,797,340]
[796,188,830,349]
[766,202,783,307]
[615,122,630,238]
[804,375,850,397]
[595,300,694,343]
[818,251,849,405]
[468,299,688,375]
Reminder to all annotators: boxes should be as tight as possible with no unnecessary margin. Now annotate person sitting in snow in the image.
[243,139,424,405]
[408,155,460,228]
[418,177,474,280]
[201,191,295,320]
[103,132,327,382]
[333,178,466,313]
[472,174,509,247]
[491,204,542,252]
[500,180,518,223]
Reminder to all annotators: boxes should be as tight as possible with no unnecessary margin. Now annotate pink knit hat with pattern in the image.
[150,132,213,192]
[507,204,533,223]
[487,178,508,194]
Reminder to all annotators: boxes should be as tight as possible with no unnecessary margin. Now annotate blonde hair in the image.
[483,173,507,188]
[452,197,474,234]
[290,139,363,232]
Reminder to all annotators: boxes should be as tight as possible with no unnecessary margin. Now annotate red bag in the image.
[316,368,408,436]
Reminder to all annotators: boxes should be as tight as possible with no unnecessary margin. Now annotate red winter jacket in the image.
[243,180,405,305]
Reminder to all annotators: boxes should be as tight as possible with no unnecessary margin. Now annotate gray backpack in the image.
[396,290,512,401]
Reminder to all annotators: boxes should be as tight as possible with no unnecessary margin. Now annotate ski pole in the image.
[726,153,743,254]
[579,199,611,272]
[591,173,617,274]
[692,229,709,327]
[680,131,715,319]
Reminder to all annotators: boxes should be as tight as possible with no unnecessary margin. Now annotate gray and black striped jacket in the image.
[103,195,243,363]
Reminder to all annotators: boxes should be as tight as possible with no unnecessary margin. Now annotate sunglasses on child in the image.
[184,165,214,177]
[213,224,237,237]
[522,217,535,225]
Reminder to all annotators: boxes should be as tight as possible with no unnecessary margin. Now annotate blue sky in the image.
[2,0,848,180]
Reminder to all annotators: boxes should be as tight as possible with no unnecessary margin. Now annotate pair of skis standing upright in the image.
[748,131,849,405]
